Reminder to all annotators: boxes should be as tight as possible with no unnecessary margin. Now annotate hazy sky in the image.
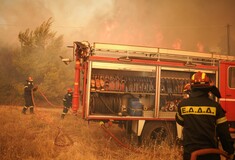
[0,0,235,54]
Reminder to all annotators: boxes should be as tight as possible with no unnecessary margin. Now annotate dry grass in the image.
[0,105,182,160]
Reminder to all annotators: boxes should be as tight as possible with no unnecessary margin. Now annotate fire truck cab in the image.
[68,41,235,142]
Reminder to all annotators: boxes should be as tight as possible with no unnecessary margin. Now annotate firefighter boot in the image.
[22,106,27,114]
[30,106,34,114]
[61,114,65,119]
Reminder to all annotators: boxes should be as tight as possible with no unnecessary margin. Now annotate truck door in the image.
[219,61,235,122]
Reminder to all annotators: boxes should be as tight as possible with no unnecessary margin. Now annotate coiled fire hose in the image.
[54,127,74,147]
[190,148,229,160]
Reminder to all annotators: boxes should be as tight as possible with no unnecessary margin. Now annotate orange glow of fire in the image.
[197,42,204,52]
[172,38,182,50]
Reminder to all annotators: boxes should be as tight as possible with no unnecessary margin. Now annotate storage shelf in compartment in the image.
[143,110,154,117]
[90,90,155,95]
[158,111,176,118]
[160,93,183,96]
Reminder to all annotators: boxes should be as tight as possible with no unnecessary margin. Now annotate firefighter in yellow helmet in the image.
[175,71,234,160]
[22,76,38,114]
[61,88,73,119]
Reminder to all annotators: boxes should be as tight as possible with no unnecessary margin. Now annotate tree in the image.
[13,18,74,105]
[0,45,22,104]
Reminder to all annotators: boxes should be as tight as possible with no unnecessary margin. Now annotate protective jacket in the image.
[24,81,34,106]
[176,89,234,160]
[61,92,73,119]
[63,92,73,108]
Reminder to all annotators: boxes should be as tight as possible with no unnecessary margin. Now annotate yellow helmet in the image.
[190,71,210,88]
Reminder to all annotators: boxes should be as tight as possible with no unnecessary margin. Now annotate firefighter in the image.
[22,76,38,114]
[175,71,234,160]
[61,88,73,119]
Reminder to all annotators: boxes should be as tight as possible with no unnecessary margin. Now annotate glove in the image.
[228,153,235,160]
[33,85,38,91]
[209,85,221,98]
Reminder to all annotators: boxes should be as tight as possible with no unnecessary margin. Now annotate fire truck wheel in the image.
[141,121,176,145]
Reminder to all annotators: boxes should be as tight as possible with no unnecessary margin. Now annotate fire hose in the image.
[99,121,141,153]
[100,121,233,159]
[37,89,59,107]
[54,127,74,147]
[190,148,229,160]
[31,87,74,147]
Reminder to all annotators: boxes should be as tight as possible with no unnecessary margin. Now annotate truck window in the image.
[229,67,235,88]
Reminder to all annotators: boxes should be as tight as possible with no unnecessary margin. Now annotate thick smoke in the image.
[0,0,235,54]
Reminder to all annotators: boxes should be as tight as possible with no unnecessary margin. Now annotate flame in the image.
[196,42,204,52]
[172,38,182,50]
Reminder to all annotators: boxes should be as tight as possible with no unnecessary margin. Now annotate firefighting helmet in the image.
[67,88,73,93]
[183,83,191,93]
[81,41,90,48]
[190,71,210,88]
[27,76,33,82]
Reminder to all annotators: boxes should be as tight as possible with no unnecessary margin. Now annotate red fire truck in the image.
[63,41,235,143]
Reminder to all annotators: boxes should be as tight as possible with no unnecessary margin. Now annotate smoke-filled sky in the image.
[1,0,235,54]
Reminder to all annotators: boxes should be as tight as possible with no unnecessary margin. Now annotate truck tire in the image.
[141,121,176,145]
